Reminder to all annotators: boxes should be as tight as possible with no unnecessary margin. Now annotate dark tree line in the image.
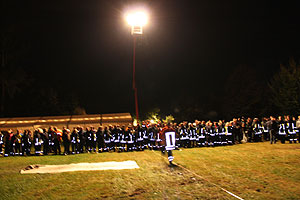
[269,58,300,116]
[220,57,300,120]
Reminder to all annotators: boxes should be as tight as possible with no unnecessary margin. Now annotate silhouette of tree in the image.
[268,57,300,115]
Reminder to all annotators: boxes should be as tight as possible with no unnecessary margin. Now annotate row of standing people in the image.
[0,122,236,156]
[0,125,164,156]
[236,115,300,144]
[1,115,300,157]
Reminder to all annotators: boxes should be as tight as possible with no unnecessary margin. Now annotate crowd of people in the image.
[0,115,299,157]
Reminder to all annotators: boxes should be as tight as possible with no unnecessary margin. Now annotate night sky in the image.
[2,0,300,119]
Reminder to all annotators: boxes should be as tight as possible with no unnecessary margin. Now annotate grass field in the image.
[1,142,300,200]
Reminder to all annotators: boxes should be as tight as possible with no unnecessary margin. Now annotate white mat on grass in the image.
[20,161,139,174]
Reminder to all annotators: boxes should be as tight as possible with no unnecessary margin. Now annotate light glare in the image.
[126,12,148,26]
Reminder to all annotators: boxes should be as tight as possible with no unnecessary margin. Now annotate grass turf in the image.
[0,142,300,200]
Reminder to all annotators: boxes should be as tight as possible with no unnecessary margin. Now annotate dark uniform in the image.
[90,127,97,152]
[262,118,270,141]
[179,124,188,148]
[214,123,221,146]
[62,128,71,155]
[278,117,286,144]
[41,128,49,155]
[206,123,215,147]
[53,128,62,155]
[270,117,278,144]
[286,117,297,143]
[120,127,127,152]
[103,127,112,152]
[96,127,104,153]
[156,125,162,150]
[84,128,90,152]
[85,128,92,152]
[148,125,156,150]
[77,127,85,153]
[142,124,149,149]
[246,118,253,142]
[188,124,197,148]
[21,130,31,156]
[217,122,226,145]
[126,127,135,151]
[198,125,206,147]
[253,119,263,142]
[225,123,234,144]
[111,126,120,152]
[48,128,55,153]
[109,126,115,151]
[0,131,4,155]
[232,119,241,144]
[71,128,78,154]
[33,129,42,155]
[4,131,13,157]
[135,125,144,151]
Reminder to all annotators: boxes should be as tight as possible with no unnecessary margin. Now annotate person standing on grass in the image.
[148,124,156,150]
[120,126,127,152]
[0,131,4,155]
[159,123,176,166]
[48,127,55,153]
[277,116,286,144]
[206,121,215,147]
[14,130,23,156]
[33,129,42,155]
[188,123,197,148]
[53,127,62,155]
[142,123,149,150]
[86,127,92,152]
[178,123,187,148]
[96,126,104,153]
[225,122,233,145]
[71,128,78,154]
[252,118,263,142]
[21,130,31,156]
[77,127,85,153]
[135,124,144,151]
[90,127,97,153]
[198,122,207,146]
[125,126,135,151]
[269,116,278,144]
[112,125,120,152]
[296,116,300,142]
[62,127,71,155]
[286,115,297,143]
[262,117,270,141]
[103,126,112,152]
[4,130,13,157]
[41,128,49,155]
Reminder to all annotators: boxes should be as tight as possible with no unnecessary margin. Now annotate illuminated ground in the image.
[1,142,300,199]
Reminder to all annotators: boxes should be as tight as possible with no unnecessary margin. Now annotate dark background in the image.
[1,0,300,121]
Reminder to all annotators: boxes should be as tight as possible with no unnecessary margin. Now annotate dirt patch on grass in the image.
[128,188,146,197]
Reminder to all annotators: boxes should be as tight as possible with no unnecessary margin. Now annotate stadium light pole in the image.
[126,11,148,124]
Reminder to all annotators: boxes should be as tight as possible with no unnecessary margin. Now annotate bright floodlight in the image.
[126,11,148,27]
